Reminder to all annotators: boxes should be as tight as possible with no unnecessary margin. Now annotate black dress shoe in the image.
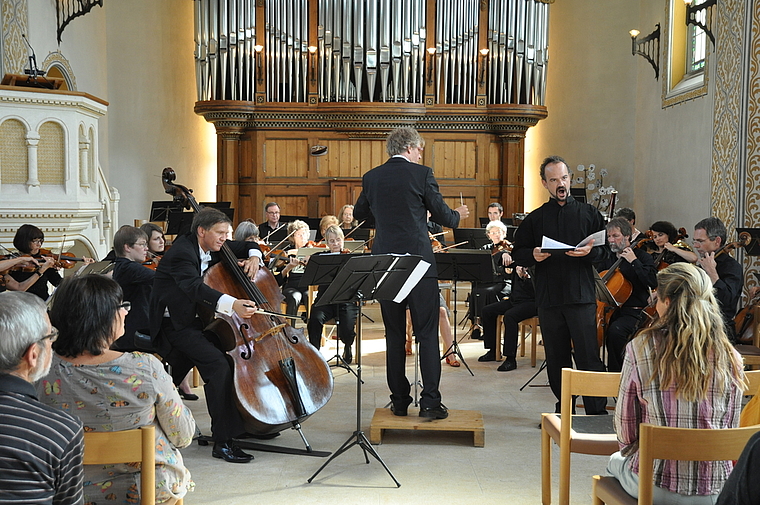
[497,357,517,372]
[390,397,413,417]
[419,404,449,419]
[342,346,353,364]
[179,390,199,401]
[478,350,497,362]
[212,441,254,463]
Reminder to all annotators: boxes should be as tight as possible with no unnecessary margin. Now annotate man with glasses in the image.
[0,291,84,504]
[693,217,743,342]
[259,202,283,243]
[355,127,468,420]
[111,225,155,352]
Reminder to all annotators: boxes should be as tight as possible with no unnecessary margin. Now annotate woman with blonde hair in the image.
[339,204,357,230]
[608,262,746,504]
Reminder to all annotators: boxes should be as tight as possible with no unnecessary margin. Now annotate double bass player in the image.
[150,208,262,463]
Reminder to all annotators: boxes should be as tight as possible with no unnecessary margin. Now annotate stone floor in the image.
[179,300,610,505]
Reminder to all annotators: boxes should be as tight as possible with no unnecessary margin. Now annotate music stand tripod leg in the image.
[519,359,548,391]
[440,280,474,376]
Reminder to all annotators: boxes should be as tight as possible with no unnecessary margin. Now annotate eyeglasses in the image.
[39,327,59,343]
[118,301,132,313]
[132,242,148,247]
[266,211,280,215]
[31,238,44,244]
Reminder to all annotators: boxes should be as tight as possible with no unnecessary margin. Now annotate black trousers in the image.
[307,302,359,348]
[160,318,246,442]
[605,308,645,373]
[538,303,607,415]
[468,281,505,322]
[481,298,538,357]
[379,276,442,410]
[282,286,309,324]
[717,431,760,505]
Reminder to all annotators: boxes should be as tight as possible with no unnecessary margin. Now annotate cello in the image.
[595,256,633,347]
[161,168,333,437]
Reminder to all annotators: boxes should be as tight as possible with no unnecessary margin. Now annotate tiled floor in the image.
[180,301,610,504]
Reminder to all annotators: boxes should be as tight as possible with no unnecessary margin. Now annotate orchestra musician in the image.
[0,255,46,293]
[693,217,743,342]
[487,202,504,223]
[306,225,359,363]
[596,217,657,372]
[149,208,262,463]
[275,219,312,326]
[471,220,513,346]
[110,225,154,353]
[9,224,64,301]
[613,207,644,244]
[479,265,537,372]
[258,202,282,243]
[234,220,260,242]
[512,155,608,415]
[339,204,357,230]
[318,215,339,240]
[140,222,167,259]
[354,127,468,420]
[645,220,698,265]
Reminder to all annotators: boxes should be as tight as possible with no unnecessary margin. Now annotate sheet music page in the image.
[541,230,606,252]
[541,236,574,250]
[576,230,606,248]
[393,259,431,303]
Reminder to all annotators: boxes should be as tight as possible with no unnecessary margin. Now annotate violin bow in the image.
[264,230,298,258]
[343,220,366,240]
[263,223,287,243]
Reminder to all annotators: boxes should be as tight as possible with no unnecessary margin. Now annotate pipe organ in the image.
[192,0,552,223]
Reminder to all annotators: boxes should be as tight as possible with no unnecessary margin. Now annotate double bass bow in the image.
[161,167,333,437]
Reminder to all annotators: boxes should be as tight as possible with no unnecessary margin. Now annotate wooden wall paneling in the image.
[317,195,332,217]
[263,138,309,178]
[488,138,500,181]
[216,133,242,208]
[443,195,477,229]
[320,139,386,178]
[239,133,255,180]
[430,139,477,179]
[266,195,309,218]
[500,136,525,218]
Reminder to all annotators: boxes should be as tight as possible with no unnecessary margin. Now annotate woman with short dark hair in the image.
[8,224,61,300]
[37,274,194,505]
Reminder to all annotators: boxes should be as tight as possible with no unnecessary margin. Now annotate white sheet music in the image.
[541,230,606,251]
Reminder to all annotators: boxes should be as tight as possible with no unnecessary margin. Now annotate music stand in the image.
[308,254,430,487]
[435,250,496,376]
[453,228,491,249]
[300,253,364,378]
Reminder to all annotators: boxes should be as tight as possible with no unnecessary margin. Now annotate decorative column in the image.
[79,138,91,188]
[25,131,40,187]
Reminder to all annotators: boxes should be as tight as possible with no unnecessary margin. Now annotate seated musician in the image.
[0,255,49,293]
[110,225,154,352]
[596,217,657,372]
[693,217,743,342]
[306,225,359,363]
[276,219,311,326]
[339,204,357,230]
[645,220,698,266]
[9,224,64,301]
[149,207,261,463]
[234,220,260,242]
[427,211,447,248]
[318,215,339,241]
[39,274,195,504]
[140,222,167,260]
[478,265,537,371]
[613,207,644,244]
[487,202,504,223]
[470,220,513,343]
[258,202,282,243]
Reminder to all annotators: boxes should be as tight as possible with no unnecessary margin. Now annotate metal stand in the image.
[520,359,549,391]
[308,293,400,486]
[323,306,360,381]
[440,278,474,376]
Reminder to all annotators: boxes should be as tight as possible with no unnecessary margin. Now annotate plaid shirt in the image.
[615,333,743,496]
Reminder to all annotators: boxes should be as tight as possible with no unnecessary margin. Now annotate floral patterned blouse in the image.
[37,351,195,504]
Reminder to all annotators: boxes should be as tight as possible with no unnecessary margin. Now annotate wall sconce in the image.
[426,47,436,85]
[629,24,660,80]
[684,0,717,46]
[478,48,489,87]
[308,45,317,83]
[254,44,264,85]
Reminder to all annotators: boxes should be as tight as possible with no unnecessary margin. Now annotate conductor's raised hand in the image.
[232,299,259,318]
[455,205,470,219]
[567,239,594,257]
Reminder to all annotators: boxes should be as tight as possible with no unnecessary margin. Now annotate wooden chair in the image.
[745,369,760,395]
[736,304,760,370]
[493,315,539,365]
[83,425,179,505]
[591,423,760,505]
[541,368,621,505]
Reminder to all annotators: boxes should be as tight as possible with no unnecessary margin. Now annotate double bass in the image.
[161,168,333,436]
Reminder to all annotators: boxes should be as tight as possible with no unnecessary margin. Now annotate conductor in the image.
[354,127,468,420]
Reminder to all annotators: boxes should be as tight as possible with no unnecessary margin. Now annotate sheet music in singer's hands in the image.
[540,230,606,253]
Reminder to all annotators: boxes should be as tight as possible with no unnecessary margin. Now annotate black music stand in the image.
[300,253,363,378]
[435,250,496,376]
[453,228,491,249]
[308,254,429,487]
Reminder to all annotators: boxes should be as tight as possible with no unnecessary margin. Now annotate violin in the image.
[491,239,513,256]
[141,251,161,271]
[162,167,333,434]
[429,232,442,252]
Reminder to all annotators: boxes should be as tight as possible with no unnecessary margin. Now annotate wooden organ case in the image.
[193,0,551,225]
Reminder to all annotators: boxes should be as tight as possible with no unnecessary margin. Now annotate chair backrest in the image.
[83,425,155,504]
[637,423,760,505]
[559,368,621,449]
[745,369,760,395]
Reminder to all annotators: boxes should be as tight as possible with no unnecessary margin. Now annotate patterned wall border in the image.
[1,0,28,76]
[743,0,760,292]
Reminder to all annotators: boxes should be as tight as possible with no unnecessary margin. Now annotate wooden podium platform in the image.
[369,408,485,447]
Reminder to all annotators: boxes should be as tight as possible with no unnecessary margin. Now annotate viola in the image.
[162,167,333,434]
